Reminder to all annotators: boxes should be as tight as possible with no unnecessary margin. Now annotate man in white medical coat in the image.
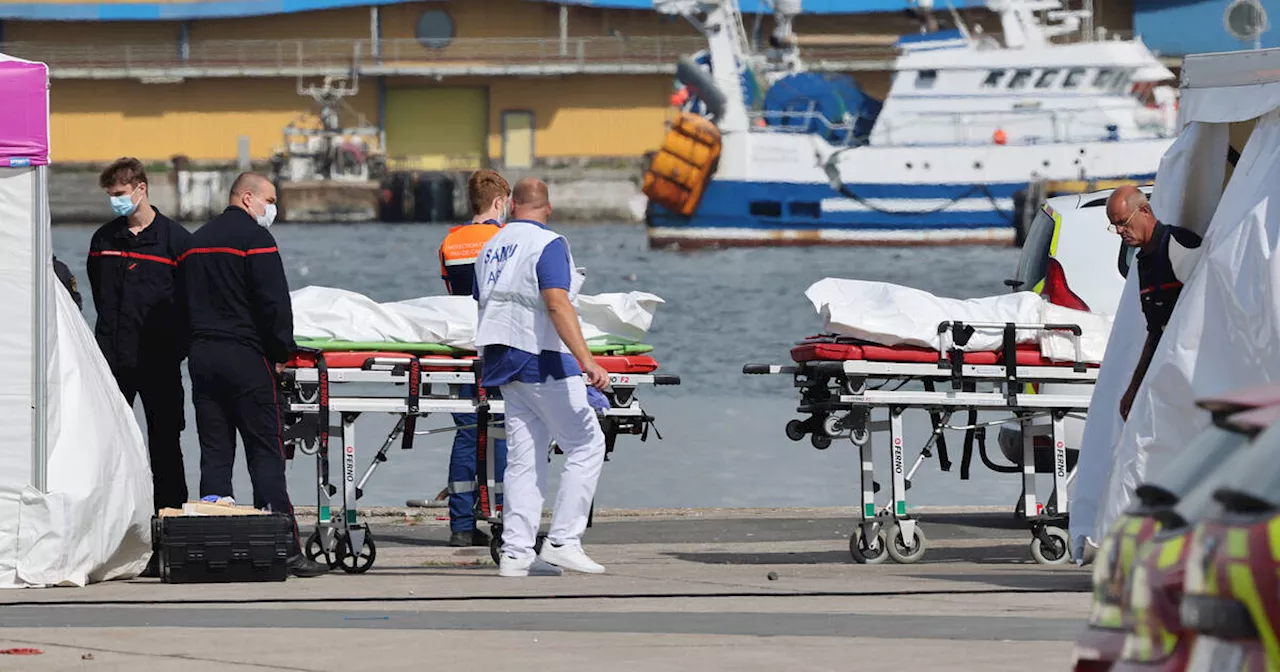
[473,177,611,577]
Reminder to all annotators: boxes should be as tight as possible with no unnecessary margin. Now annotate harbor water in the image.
[53,221,1037,511]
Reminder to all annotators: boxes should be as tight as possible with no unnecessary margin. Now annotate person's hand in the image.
[275,362,285,374]
[1119,386,1135,421]
[582,359,609,391]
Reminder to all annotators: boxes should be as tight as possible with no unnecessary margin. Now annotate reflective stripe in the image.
[178,245,278,262]
[444,256,479,266]
[89,249,177,266]
[448,480,477,494]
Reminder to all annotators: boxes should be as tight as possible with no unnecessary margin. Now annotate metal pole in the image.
[31,164,50,493]
[560,3,568,57]
[370,6,382,62]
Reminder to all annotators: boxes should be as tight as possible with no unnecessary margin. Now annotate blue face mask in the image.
[109,187,139,217]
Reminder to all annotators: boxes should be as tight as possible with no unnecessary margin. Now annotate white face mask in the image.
[256,202,277,228]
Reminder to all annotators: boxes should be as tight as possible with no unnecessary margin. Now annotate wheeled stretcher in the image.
[279,339,680,573]
[744,321,1099,565]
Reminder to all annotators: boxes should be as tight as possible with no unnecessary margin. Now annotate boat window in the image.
[1112,69,1132,92]
[749,201,783,218]
[982,70,1006,87]
[1035,69,1061,88]
[790,202,821,218]
[1062,67,1087,88]
[1014,207,1057,291]
[916,70,938,89]
[1093,68,1115,89]
[1007,69,1033,89]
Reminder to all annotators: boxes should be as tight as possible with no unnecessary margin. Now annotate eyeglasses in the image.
[1107,207,1139,234]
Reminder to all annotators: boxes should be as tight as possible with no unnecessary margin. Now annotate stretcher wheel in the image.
[1030,526,1071,565]
[851,427,870,446]
[785,420,806,442]
[304,530,339,569]
[336,532,377,573]
[885,524,927,564]
[811,434,832,450]
[849,526,889,565]
[821,414,843,438]
[488,527,546,565]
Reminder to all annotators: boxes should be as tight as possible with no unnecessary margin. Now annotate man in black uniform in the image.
[1107,185,1203,421]
[87,157,190,512]
[52,256,82,311]
[180,172,326,578]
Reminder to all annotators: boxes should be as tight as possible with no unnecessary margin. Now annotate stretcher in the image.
[744,321,1099,565]
[280,340,680,573]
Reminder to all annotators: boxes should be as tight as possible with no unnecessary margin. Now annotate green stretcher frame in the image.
[294,338,654,356]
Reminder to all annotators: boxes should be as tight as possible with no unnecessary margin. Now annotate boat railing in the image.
[870,106,1167,145]
[748,109,870,146]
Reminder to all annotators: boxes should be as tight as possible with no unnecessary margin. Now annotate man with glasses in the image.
[1106,185,1203,421]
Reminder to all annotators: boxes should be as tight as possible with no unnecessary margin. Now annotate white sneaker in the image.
[498,554,563,578]
[538,542,606,574]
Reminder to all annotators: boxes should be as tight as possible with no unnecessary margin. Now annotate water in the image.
[54,221,1035,511]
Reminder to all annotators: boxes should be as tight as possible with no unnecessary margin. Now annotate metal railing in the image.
[0,35,900,76]
[0,36,710,74]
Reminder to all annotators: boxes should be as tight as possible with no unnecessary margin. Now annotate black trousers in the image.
[189,339,301,554]
[114,362,189,511]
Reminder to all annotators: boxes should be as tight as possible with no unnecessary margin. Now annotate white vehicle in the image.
[997,185,1149,484]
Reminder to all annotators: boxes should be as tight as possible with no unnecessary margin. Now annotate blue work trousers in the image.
[449,385,508,532]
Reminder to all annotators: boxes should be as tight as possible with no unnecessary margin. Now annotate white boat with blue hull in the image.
[642,0,1178,249]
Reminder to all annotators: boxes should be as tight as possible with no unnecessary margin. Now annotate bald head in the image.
[511,177,551,222]
[1106,185,1157,248]
[228,172,277,223]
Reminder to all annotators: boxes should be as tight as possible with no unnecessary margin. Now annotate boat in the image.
[269,75,387,223]
[641,0,1179,249]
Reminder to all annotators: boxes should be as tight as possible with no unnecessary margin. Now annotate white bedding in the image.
[290,286,664,349]
[804,278,1112,363]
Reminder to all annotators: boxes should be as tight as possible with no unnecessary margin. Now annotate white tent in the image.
[0,53,153,588]
[1070,47,1280,558]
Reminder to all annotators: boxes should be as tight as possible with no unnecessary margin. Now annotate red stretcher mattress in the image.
[287,351,660,375]
[790,341,1098,368]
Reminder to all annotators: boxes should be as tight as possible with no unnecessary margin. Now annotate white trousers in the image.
[499,375,606,559]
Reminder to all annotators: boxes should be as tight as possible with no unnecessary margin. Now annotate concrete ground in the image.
[0,508,1090,672]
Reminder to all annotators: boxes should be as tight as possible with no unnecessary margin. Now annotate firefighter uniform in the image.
[179,206,301,552]
[1137,222,1203,338]
[86,208,191,511]
[52,256,82,311]
[440,219,508,542]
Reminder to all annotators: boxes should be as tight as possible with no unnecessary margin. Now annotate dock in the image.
[0,507,1090,671]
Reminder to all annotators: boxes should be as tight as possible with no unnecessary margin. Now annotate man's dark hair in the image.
[98,157,148,189]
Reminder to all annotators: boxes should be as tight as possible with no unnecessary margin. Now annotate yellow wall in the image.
[50,77,377,162]
[487,74,670,160]
[384,86,487,169]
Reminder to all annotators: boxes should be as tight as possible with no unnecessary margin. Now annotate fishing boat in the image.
[270,75,387,223]
[641,0,1178,249]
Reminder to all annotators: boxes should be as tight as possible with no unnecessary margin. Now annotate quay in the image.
[0,507,1089,671]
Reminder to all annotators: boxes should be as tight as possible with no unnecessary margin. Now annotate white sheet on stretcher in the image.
[290,286,664,349]
[804,278,1112,363]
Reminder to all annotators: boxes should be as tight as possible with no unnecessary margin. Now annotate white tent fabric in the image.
[291,286,665,349]
[0,52,153,589]
[804,278,1112,362]
[0,169,153,589]
[1070,95,1280,558]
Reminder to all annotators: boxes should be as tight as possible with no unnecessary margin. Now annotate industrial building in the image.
[0,0,1266,169]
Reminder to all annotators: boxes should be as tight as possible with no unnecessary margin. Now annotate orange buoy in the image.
[642,112,722,217]
[993,129,1008,145]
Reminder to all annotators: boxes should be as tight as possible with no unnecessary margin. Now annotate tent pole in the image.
[31,164,49,493]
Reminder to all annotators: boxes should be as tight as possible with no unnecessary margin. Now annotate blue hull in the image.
[644,178,1151,248]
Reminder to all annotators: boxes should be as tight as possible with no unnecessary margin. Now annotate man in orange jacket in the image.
[437,169,511,547]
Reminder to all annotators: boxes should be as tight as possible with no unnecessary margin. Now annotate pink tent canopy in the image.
[0,55,49,167]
